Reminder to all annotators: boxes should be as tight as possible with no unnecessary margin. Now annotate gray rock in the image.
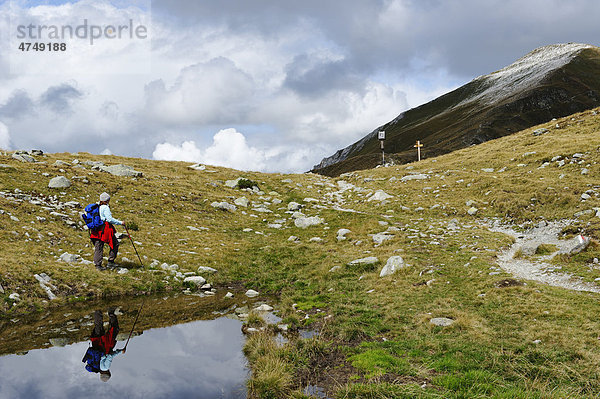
[337,228,351,241]
[225,178,243,188]
[183,276,206,287]
[254,304,273,311]
[48,176,72,189]
[379,256,406,277]
[329,266,341,272]
[467,207,478,216]
[245,289,259,298]
[225,292,234,298]
[481,168,494,173]
[294,216,324,228]
[53,160,71,167]
[211,201,237,212]
[188,163,206,171]
[98,164,143,177]
[348,257,379,266]
[288,202,302,211]
[533,128,549,136]
[197,266,218,274]
[12,152,35,163]
[0,164,15,169]
[401,174,428,182]
[372,232,394,245]
[581,193,591,201]
[569,235,590,254]
[49,338,69,347]
[430,317,454,327]
[59,253,82,263]
[368,190,393,202]
[234,197,249,207]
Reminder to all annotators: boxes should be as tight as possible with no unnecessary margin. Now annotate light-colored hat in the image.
[99,192,111,202]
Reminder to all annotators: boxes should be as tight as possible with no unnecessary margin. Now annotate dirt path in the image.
[488,220,600,293]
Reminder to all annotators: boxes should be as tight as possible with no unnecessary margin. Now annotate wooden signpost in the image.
[414,140,423,161]
[378,131,385,165]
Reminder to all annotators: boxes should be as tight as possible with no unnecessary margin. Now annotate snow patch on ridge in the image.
[463,43,594,106]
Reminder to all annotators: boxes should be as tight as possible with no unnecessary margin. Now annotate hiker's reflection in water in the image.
[82,308,126,382]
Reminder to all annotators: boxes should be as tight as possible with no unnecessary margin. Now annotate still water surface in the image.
[0,294,257,399]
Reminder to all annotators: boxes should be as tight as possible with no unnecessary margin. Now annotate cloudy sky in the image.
[0,0,599,172]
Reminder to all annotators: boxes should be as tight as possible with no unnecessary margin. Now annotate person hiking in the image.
[82,308,126,382]
[89,192,126,271]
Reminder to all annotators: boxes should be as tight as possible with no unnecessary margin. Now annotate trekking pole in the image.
[122,298,145,351]
[124,225,144,267]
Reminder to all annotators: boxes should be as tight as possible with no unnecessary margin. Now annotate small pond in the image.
[0,291,266,398]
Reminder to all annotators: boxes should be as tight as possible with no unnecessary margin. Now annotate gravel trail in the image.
[488,220,600,293]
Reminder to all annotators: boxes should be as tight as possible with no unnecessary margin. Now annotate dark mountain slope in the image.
[313,44,600,176]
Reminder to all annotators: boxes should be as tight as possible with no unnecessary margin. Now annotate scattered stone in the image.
[467,207,478,216]
[329,266,341,272]
[372,232,394,245]
[581,193,591,201]
[401,174,428,182]
[287,202,302,211]
[197,266,218,274]
[59,253,83,264]
[288,236,300,242]
[294,216,324,228]
[53,160,71,167]
[48,176,72,189]
[49,338,69,347]
[234,197,249,207]
[254,304,273,312]
[582,168,589,175]
[430,317,454,327]
[569,235,590,254]
[481,168,494,173]
[379,256,406,277]
[245,289,259,298]
[225,292,234,298]
[309,237,323,242]
[183,276,206,287]
[532,339,542,345]
[337,228,351,241]
[348,257,379,266]
[211,201,237,212]
[533,128,549,136]
[224,178,244,188]
[9,293,20,301]
[101,164,143,177]
[12,152,35,163]
[188,163,206,171]
[0,164,15,170]
[368,190,393,202]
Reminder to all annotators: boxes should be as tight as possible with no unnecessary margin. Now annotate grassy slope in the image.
[2,107,600,397]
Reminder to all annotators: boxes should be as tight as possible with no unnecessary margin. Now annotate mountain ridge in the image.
[313,43,600,176]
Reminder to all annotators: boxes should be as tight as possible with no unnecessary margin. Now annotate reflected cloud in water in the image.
[0,317,247,399]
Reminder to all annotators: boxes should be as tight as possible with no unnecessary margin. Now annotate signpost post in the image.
[414,140,423,162]
[378,131,385,166]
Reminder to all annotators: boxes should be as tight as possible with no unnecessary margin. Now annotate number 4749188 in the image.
[18,42,67,51]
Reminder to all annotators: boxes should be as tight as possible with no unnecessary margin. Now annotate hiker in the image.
[89,192,126,271]
[82,308,126,382]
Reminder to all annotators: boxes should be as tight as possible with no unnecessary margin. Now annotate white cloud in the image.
[0,121,10,150]
[152,128,325,173]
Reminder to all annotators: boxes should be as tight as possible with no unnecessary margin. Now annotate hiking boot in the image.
[107,261,118,269]
[108,307,116,316]
[96,265,107,271]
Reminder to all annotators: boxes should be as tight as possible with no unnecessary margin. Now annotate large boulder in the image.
[48,176,72,189]
[183,276,206,287]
